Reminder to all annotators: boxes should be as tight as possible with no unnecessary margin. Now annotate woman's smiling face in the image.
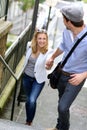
[36,33,47,48]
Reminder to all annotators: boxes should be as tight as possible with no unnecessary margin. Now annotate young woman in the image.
[22,29,53,126]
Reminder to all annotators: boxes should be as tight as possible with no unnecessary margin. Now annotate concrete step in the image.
[0,119,44,130]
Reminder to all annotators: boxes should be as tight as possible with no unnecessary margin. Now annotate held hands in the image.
[69,72,87,86]
[45,57,54,70]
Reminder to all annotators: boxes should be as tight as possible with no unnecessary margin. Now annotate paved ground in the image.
[0,79,87,130]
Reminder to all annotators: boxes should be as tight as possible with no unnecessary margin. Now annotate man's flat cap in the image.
[60,5,84,22]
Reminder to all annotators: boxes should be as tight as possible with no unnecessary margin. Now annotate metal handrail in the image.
[0,55,24,121]
[0,55,17,80]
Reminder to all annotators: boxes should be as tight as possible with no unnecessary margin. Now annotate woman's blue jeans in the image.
[22,73,45,123]
[56,74,85,130]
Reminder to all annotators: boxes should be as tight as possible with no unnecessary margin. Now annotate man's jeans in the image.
[56,74,85,130]
[22,73,45,123]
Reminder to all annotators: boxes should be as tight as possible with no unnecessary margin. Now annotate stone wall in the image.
[0,19,12,88]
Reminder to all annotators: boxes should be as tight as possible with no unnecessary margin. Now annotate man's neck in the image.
[72,24,85,38]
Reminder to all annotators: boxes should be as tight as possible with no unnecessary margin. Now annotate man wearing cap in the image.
[45,4,87,130]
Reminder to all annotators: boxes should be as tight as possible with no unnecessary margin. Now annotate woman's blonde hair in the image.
[31,29,48,54]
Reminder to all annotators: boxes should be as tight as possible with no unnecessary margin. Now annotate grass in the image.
[6,34,18,49]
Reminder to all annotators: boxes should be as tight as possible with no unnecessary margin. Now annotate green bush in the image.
[83,0,87,3]
[39,0,45,3]
[6,41,12,49]
[18,0,45,11]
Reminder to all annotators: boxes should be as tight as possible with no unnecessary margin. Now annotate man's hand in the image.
[45,48,63,70]
[45,57,54,70]
[69,72,87,86]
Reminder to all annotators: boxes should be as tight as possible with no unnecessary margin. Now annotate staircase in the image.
[0,119,44,130]
[0,119,32,130]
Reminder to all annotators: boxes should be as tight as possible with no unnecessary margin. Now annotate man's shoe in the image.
[45,128,58,130]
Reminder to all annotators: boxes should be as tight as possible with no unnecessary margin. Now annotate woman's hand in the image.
[45,48,62,70]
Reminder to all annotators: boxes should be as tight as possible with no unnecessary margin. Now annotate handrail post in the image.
[5,0,9,21]
[29,0,39,40]
[10,80,18,121]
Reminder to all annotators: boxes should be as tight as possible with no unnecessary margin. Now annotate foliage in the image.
[39,0,45,3]
[6,41,12,49]
[83,0,87,3]
[18,0,45,12]
[18,0,35,12]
